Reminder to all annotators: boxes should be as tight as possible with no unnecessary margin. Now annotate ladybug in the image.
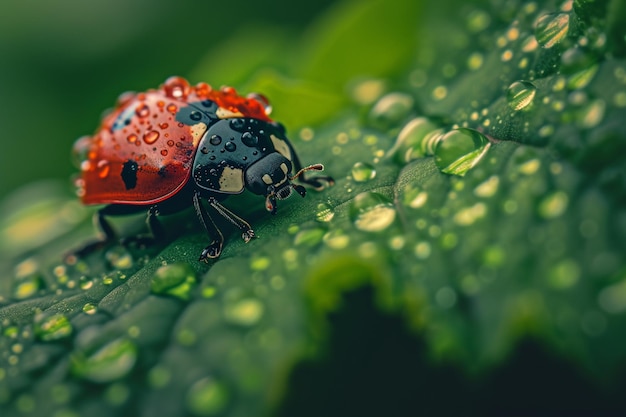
[72,76,333,261]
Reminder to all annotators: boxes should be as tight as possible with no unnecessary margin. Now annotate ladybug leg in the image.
[207,196,257,243]
[65,207,117,261]
[287,140,335,190]
[193,192,224,261]
[120,206,163,248]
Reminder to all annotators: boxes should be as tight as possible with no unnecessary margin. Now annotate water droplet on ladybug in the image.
[209,155,215,160]
[135,103,150,118]
[72,135,92,169]
[167,140,175,147]
[229,119,245,131]
[127,134,138,144]
[209,168,217,176]
[157,100,165,108]
[190,111,202,121]
[143,130,160,144]
[225,142,236,152]
[201,147,209,154]
[163,76,190,99]
[159,122,169,129]
[241,132,258,146]
[210,135,222,145]
[161,149,168,156]
[167,103,178,113]
[97,160,110,178]
[247,92,272,115]
[116,91,136,108]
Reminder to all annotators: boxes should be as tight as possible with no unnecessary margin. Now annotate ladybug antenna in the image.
[290,164,324,181]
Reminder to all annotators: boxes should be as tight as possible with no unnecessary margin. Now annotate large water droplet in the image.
[105,246,134,269]
[224,298,264,326]
[506,80,537,111]
[163,76,190,99]
[143,130,160,145]
[351,162,376,182]
[315,202,335,222]
[71,338,138,383]
[434,128,491,176]
[368,92,414,129]
[135,103,150,118]
[151,262,197,301]
[387,117,443,163]
[34,313,72,341]
[12,274,44,300]
[350,192,396,232]
[72,135,92,169]
[185,377,230,416]
[538,191,569,219]
[534,12,570,48]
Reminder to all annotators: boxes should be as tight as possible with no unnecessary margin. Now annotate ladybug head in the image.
[245,152,323,214]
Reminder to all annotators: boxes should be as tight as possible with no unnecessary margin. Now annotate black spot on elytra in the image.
[121,160,138,190]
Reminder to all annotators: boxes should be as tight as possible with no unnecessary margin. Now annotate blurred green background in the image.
[0,0,339,200]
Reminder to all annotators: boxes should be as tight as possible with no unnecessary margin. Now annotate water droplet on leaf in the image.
[34,313,72,341]
[71,338,138,383]
[350,192,396,232]
[506,80,537,111]
[434,128,491,176]
[351,162,376,182]
[534,12,570,48]
[151,262,197,301]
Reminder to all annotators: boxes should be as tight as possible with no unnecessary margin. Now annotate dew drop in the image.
[474,175,500,197]
[224,142,236,152]
[83,303,97,315]
[97,160,110,179]
[34,313,72,342]
[434,128,491,176]
[567,64,599,90]
[135,103,150,118]
[166,103,178,113]
[369,92,414,129]
[185,377,230,416]
[387,117,443,164]
[350,192,396,232]
[538,191,569,219]
[453,202,488,226]
[224,298,264,326]
[71,338,138,383]
[72,135,92,169]
[105,246,134,269]
[534,12,570,48]
[163,76,190,99]
[143,130,160,144]
[209,135,222,146]
[351,162,376,182]
[161,149,168,157]
[315,202,335,222]
[402,184,429,209]
[151,262,197,301]
[127,134,138,144]
[323,229,350,249]
[579,99,605,128]
[247,92,272,115]
[506,80,537,111]
[12,274,44,300]
[241,131,258,147]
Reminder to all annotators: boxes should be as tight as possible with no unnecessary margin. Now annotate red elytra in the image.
[75,76,272,206]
